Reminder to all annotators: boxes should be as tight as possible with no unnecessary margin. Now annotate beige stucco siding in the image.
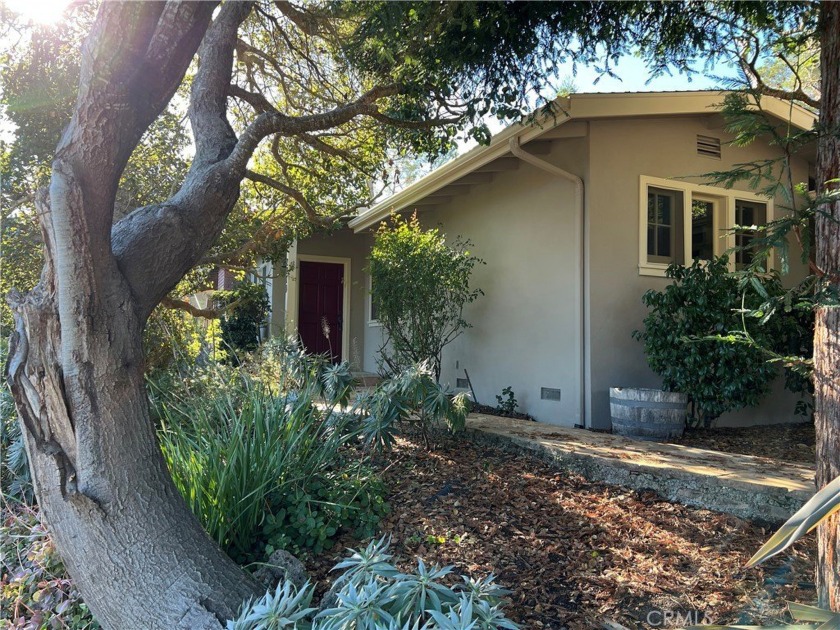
[414,138,587,425]
[585,114,811,429]
[277,108,812,430]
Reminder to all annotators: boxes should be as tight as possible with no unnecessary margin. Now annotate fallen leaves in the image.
[309,431,815,629]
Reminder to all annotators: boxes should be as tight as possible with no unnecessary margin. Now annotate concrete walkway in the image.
[466,414,815,524]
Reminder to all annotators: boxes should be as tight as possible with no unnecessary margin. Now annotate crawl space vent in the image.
[541,387,562,401]
[696,135,722,159]
[456,377,470,389]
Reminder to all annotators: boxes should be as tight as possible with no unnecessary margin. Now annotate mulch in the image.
[670,422,816,465]
[470,402,536,422]
[308,431,815,629]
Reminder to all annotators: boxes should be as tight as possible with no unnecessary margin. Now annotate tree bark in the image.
[6,3,264,627]
[815,0,840,611]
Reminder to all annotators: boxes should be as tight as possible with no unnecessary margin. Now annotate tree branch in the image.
[245,169,327,226]
[161,296,232,320]
[227,84,276,114]
[114,3,254,320]
[189,2,254,166]
[226,83,401,176]
[198,217,287,267]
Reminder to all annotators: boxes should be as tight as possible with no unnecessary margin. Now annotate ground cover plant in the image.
[150,351,387,563]
[229,537,518,629]
[1,500,99,629]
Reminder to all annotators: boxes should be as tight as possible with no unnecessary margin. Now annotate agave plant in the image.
[226,537,520,630]
[227,581,317,630]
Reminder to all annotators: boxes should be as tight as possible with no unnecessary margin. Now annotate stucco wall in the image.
[410,137,588,425]
[586,114,812,429]
[277,111,812,430]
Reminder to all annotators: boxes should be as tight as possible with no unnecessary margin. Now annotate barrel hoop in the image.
[609,398,686,410]
[612,418,683,429]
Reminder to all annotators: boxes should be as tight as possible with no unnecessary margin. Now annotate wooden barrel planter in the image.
[609,387,688,441]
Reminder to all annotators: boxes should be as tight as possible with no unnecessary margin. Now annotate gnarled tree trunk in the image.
[815,0,840,611]
[5,1,404,625]
[6,3,264,627]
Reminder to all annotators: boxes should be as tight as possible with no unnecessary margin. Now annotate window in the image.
[639,176,772,276]
[647,187,683,264]
[690,197,717,261]
[734,200,767,268]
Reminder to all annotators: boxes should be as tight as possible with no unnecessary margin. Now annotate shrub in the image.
[633,256,784,427]
[1,500,99,629]
[370,213,483,382]
[355,362,471,450]
[218,281,271,357]
[142,304,206,372]
[228,537,519,630]
[154,365,385,562]
[495,387,518,416]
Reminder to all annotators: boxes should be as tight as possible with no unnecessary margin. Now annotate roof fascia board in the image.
[350,91,816,232]
[349,102,572,232]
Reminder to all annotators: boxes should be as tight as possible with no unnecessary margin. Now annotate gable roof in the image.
[348,90,817,232]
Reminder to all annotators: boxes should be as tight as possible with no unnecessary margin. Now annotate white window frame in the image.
[638,175,774,277]
[366,272,382,327]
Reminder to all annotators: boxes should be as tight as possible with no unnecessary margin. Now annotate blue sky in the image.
[562,55,735,93]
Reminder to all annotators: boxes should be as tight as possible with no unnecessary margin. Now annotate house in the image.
[263,91,816,430]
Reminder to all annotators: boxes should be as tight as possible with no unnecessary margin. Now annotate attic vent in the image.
[541,387,562,401]
[696,135,722,159]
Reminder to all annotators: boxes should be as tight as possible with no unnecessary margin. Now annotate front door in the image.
[298,260,344,362]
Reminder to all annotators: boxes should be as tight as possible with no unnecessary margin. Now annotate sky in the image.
[0,0,741,172]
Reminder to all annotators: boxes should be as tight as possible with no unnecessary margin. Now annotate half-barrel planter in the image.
[609,387,688,441]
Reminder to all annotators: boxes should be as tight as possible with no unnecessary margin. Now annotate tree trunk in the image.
[6,3,265,627]
[5,2,406,625]
[7,256,261,629]
[815,0,840,610]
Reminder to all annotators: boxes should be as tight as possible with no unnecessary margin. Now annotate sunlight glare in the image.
[3,0,72,25]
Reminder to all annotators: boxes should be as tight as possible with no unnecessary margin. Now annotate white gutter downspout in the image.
[509,136,588,429]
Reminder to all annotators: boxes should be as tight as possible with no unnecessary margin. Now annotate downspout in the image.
[509,135,588,429]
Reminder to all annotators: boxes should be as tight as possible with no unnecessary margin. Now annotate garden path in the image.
[466,414,814,524]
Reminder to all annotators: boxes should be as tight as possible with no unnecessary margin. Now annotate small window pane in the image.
[658,197,671,225]
[735,200,767,268]
[657,227,671,256]
[646,186,684,265]
[691,199,715,261]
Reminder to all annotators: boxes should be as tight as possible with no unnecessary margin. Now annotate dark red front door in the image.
[298,261,344,362]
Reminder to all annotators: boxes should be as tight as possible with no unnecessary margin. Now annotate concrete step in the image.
[465,414,815,525]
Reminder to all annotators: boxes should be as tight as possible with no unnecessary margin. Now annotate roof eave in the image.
[348,91,817,232]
